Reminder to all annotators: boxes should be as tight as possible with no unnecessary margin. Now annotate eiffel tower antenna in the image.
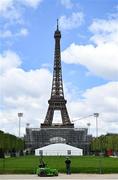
[57,18,59,30]
[41,21,73,128]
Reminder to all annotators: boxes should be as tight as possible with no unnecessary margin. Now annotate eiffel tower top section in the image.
[41,20,74,128]
[51,19,64,98]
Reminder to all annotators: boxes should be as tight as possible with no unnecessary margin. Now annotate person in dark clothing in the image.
[39,158,46,168]
[65,157,71,175]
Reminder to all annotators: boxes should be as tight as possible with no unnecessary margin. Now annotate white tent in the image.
[35,143,83,156]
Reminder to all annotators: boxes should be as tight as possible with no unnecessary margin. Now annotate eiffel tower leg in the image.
[44,106,54,125]
[61,106,71,124]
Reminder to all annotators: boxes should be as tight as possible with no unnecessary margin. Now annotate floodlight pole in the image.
[18,113,23,138]
[94,113,99,138]
[72,113,99,137]
[26,123,30,128]
[87,123,91,134]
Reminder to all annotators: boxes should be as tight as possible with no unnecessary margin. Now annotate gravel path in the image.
[0,174,118,180]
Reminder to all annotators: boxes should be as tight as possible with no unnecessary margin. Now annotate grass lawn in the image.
[0,155,118,174]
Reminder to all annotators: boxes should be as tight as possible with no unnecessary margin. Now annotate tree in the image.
[0,130,24,156]
[91,134,118,153]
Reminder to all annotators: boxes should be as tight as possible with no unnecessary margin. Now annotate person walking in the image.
[65,157,71,175]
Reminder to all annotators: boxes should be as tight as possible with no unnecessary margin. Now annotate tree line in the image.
[0,130,24,158]
[90,134,118,154]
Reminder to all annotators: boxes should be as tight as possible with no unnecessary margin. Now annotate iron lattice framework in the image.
[42,21,72,127]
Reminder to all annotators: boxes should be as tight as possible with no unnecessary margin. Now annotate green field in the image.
[0,156,118,174]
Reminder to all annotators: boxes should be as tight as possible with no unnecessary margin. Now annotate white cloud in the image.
[68,82,118,135]
[60,0,73,9]
[0,0,42,13]
[83,82,118,114]
[0,50,118,136]
[19,28,29,36]
[62,14,118,80]
[0,30,12,38]
[20,0,42,8]
[62,43,118,80]
[89,17,118,45]
[0,0,13,12]
[0,28,29,38]
[0,7,118,137]
[0,0,42,42]
[0,0,42,21]
[0,50,52,136]
[59,12,84,30]
[0,50,21,75]
[0,0,22,23]
[61,12,118,133]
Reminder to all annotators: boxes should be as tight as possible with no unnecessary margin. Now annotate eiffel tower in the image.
[41,20,74,128]
[25,21,89,151]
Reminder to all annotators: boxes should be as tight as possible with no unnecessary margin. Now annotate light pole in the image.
[94,113,99,138]
[93,113,102,174]
[72,113,99,137]
[18,113,23,138]
[87,123,91,134]
[26,123,30,128]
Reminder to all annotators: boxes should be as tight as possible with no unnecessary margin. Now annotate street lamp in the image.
[94,113,99,137]
[18,113,23,137]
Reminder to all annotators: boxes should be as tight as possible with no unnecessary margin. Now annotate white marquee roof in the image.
[35,143,82,151]
[35,143,83,156]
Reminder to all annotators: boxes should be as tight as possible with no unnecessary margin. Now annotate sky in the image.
[0,0,118,137]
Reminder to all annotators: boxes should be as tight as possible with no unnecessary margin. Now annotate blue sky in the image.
[0,0,118,136]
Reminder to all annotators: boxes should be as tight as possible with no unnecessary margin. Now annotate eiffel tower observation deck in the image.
[41,20,74,128]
